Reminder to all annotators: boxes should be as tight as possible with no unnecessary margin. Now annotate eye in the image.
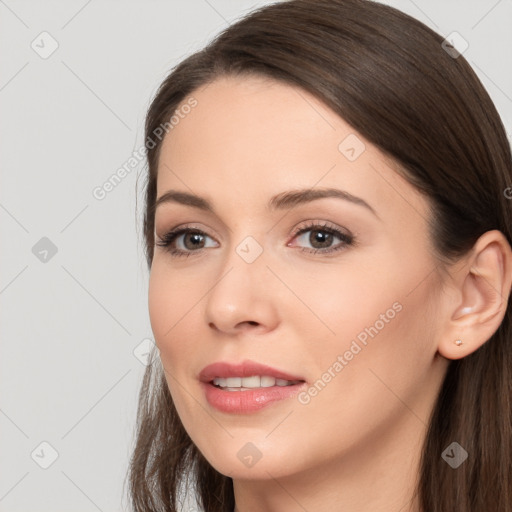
[155,226,218,257]
[155,221,355,258]
[289,221,354,255]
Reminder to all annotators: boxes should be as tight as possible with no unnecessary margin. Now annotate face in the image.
[148,75,449,481]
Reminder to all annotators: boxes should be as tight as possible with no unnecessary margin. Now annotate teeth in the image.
[260,376,276,387]
[212,375,299,390]
[241,375,261,388]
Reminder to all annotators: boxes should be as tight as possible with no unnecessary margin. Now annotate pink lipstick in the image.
[199,360,306,413]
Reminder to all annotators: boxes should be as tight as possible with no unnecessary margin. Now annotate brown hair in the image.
[128,0,512,510]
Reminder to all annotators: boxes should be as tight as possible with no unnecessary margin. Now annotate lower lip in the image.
[202,381,306,413]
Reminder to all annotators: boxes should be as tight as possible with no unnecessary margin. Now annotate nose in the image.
[204,242,281,336]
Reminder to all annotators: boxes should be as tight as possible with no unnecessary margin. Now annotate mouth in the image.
[199,360,307,413]
[211,375,303,391]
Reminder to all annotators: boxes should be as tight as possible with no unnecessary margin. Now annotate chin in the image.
[192,435,304,481]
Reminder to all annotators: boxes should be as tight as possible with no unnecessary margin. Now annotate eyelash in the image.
[155,221,355,258]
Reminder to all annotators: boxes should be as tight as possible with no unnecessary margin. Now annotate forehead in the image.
[156,75,428,224]
[159,76,339,171]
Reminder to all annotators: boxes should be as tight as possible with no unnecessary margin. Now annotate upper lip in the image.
[199,360,305,383]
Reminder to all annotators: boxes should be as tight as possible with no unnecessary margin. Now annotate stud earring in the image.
[455,339,463,346]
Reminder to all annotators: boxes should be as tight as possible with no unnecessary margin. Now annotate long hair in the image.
[128,1,512,510]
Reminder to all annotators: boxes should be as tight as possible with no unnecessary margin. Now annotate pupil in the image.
[185,233,204,250]
[310,230,332,249]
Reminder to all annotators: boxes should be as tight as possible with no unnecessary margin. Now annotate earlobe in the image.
[437,230,512,361]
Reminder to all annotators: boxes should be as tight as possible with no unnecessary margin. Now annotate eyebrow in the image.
[154,188,378,217]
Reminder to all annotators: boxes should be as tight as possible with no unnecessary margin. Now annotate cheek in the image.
[148,260,217,384]
[148,263,202,416]
[286,244,435,354]
[148,264,171,349]
[280,259,401,358]
[288,256,437,407]
[148,262,197,357]
[297,268,437,419]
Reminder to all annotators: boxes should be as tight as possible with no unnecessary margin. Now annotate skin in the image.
[148,75,512,511]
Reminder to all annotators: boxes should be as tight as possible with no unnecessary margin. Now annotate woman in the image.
[128,0,512,510]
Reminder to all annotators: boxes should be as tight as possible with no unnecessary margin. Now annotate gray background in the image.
[1,1,511,511]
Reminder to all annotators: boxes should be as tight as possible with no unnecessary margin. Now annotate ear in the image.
[437,230,512,360]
